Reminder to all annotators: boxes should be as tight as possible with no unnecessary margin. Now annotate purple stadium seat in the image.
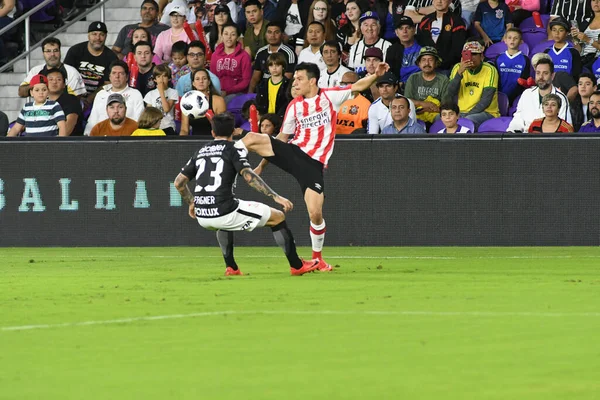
[523,30,550,53]
[497,92,509,116]
[226,93,257,127]
[509,94,521,116]
[240,121,251,131]
[485,42,530,61]
[429,118,475,133]
[519,14,551,29]
[478,117,513,132]
[530,39,554,56]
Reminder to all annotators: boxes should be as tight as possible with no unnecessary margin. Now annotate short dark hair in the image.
[222,22,240,36]
[133,40,153,53]
[307,21,325,32]
[171,40,188,56]
[188,40,206,52]
[267,52,287,68]
[109,60,129,76]
[243,0,262,9]
[211,112,236,137]
[295,62,320,83]
[390,95,410,108]
[42,37,61,50]
[141,0,158,11]
[590,90,600,99]
[440,102,460,114]
[266,21,283,31]
[579,72,597,84]
[43,68,67,81]
[320,40,341,54]
[536,58,554,73]
[259,113,282,134]
[242,99,257,119]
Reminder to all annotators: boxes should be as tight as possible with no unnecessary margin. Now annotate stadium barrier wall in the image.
[0,135,599,247]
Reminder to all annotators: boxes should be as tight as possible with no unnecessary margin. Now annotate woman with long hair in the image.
[298,0,337,53]
[336,0,366,65]
[180,68,226,136]
[212,23,252,98]
[123,27,162,65]
[207,4,234,52]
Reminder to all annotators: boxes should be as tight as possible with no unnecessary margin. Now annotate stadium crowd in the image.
[5,0,600,136]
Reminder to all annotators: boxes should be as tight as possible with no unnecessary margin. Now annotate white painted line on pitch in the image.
[3,310,600,332]
[4,255,600,260]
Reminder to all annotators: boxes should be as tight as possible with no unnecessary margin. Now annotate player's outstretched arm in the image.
[351,62,390,94]
[174,173,196,219]
[240,168,293,212]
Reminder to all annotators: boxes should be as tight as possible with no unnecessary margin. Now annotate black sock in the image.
[216,230,238,270]
[271,221,302,269]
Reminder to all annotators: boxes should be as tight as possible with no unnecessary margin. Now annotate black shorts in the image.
[266,137,325,194]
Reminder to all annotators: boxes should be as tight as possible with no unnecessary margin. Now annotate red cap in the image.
[30,74,48,87]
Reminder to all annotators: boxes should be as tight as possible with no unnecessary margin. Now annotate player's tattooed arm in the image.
[240,167,278,199]
[174,173,194,205]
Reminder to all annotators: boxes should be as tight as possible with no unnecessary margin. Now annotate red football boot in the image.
[290,259,319,276]
[225,267,243,276]
[315,258,333,272]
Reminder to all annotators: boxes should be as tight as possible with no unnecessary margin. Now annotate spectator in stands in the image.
[112,0,169,60]
[122,27,163,65]
[572,0,600,69]
[447,40,499,129]
[90,93,139,136]
[243,0,269,58]
[158,0,187,24]
[259,113,281,135]
[303,0,337,48]
[437,102,472,133]
[64,22,118,105]
[297,21,327,70]
[528,93,574,133]
[131,106,166,135]
[19,37,86,98]
[473,0,513,47]
[373,0,410,43]
[544,17,582,77]
[347,11,392,69]
[132,41,157,97]
[85,61,145,135]
[155,5,192,62]
[508,58,572,132]
[496,28,531,104]
[404,0,462,24]
[336,71,371,134]
[176,41,222,96]
[212,23,252,99]
[360,47,384,102]
[405,46,449,124]
[8,75,66,137]
[368,71,417,133]
[461,0,480,28]
[0,111,8,136]
[168,41,191,87]
[237,0,276,31]
[207,4,234,52]
[46,69,83,136]
[255,53,290,117]
[0,0,16,67]
[336,0,365,66]
[318,40,351,87]
[570,72,596,131]
[274,0,309,50]
[248,21,296,93]
[385,16,421,86]
[180,68,226,135]
[415,0,466,72]
[579,90,600,132]
[550,0,593,32]
[144,64,179,135]
[532,52,577,102]
[382,95,426,133]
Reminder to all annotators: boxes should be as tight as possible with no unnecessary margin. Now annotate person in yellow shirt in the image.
[131,106,166,136]
[447,40,500,130]
[336,72,371,134]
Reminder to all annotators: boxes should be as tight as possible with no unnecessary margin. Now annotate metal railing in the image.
[0,0,107,73]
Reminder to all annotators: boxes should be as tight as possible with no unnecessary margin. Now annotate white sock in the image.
[310,220,326,257]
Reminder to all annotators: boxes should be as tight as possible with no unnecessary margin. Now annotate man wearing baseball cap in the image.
[347,11,392,70]
[65,21,118,100]
[89,93,138,136]
[367,71,417,134]
[544,17,582,77]
[361,47,384,102]
[447,40,499,129]
[385,15,421,84]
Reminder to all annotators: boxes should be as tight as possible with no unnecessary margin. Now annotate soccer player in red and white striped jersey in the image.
[235,61,389,272]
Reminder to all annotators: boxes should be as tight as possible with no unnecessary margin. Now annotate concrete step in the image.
[105,0,143,8]
[0,98,27,115]
[5,111,20,124]
[70,20,132,35]
[89,7,140,21]
[0,85,21,98]
[0,73,25,86]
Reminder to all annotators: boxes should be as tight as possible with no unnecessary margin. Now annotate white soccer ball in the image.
[180,90,210,119]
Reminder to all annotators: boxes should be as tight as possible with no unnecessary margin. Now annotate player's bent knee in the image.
[265,208,285,226]
[242,132,268,149]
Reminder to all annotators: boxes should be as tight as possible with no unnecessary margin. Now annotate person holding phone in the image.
[446,39,500,130]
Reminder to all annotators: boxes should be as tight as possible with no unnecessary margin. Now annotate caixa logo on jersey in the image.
[0,178,186,212]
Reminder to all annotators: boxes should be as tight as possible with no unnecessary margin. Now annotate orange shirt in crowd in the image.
[90,118,138,137]
[336,94,371,134]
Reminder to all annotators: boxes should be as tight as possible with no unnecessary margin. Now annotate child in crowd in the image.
[144,64,179,135]
[239,99,259,131]
[8,74,66,137]
[123,27,162,65]
[131,107,166,136]
[544,17,582,76]
[473,0,513,46]
[259,113,282,136]
[168,41,192,87]
[495,28,531,103]
[438,103,472,133]
[255,52,290,117]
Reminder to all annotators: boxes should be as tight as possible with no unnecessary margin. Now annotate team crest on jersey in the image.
[469,89,474,96]
[396,5,404,14]
[349,105,359,115]
[496,9,503,19]
[445,24,451,31]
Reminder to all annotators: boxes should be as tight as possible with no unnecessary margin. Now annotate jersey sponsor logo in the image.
[196,207,219,217]
[199,144,226,156]
[431,27,440,36]
[556,64,568,70]
[465,82,480,88]
[560,59,568,63]
[216,58,239,72]
[336,118,356,127]
[298,110,330,129]
[194,195,216,205]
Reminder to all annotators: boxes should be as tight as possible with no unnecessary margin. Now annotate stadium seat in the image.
[509,94,521,116]
[478,116,513,132]
[226,93,256,127]
[519,14,551,29]
[523,30,550,53]
[497,92,509,116]
[485,41,530,61]
[530,40,555,56]
[429,118,475,133]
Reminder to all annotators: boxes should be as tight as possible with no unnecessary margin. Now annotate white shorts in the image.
[196,200,271,232]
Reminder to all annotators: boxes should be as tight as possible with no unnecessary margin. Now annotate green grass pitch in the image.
[1,246,600,399]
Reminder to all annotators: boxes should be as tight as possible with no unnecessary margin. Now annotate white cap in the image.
[169,5,187,16]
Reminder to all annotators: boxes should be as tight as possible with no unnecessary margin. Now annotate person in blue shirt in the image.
[544,17,582,77]
[495,27,531,103]
[579,91,600,133]
[382,95,426,133]
[473,0,513,46]
[384,16,421,87]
